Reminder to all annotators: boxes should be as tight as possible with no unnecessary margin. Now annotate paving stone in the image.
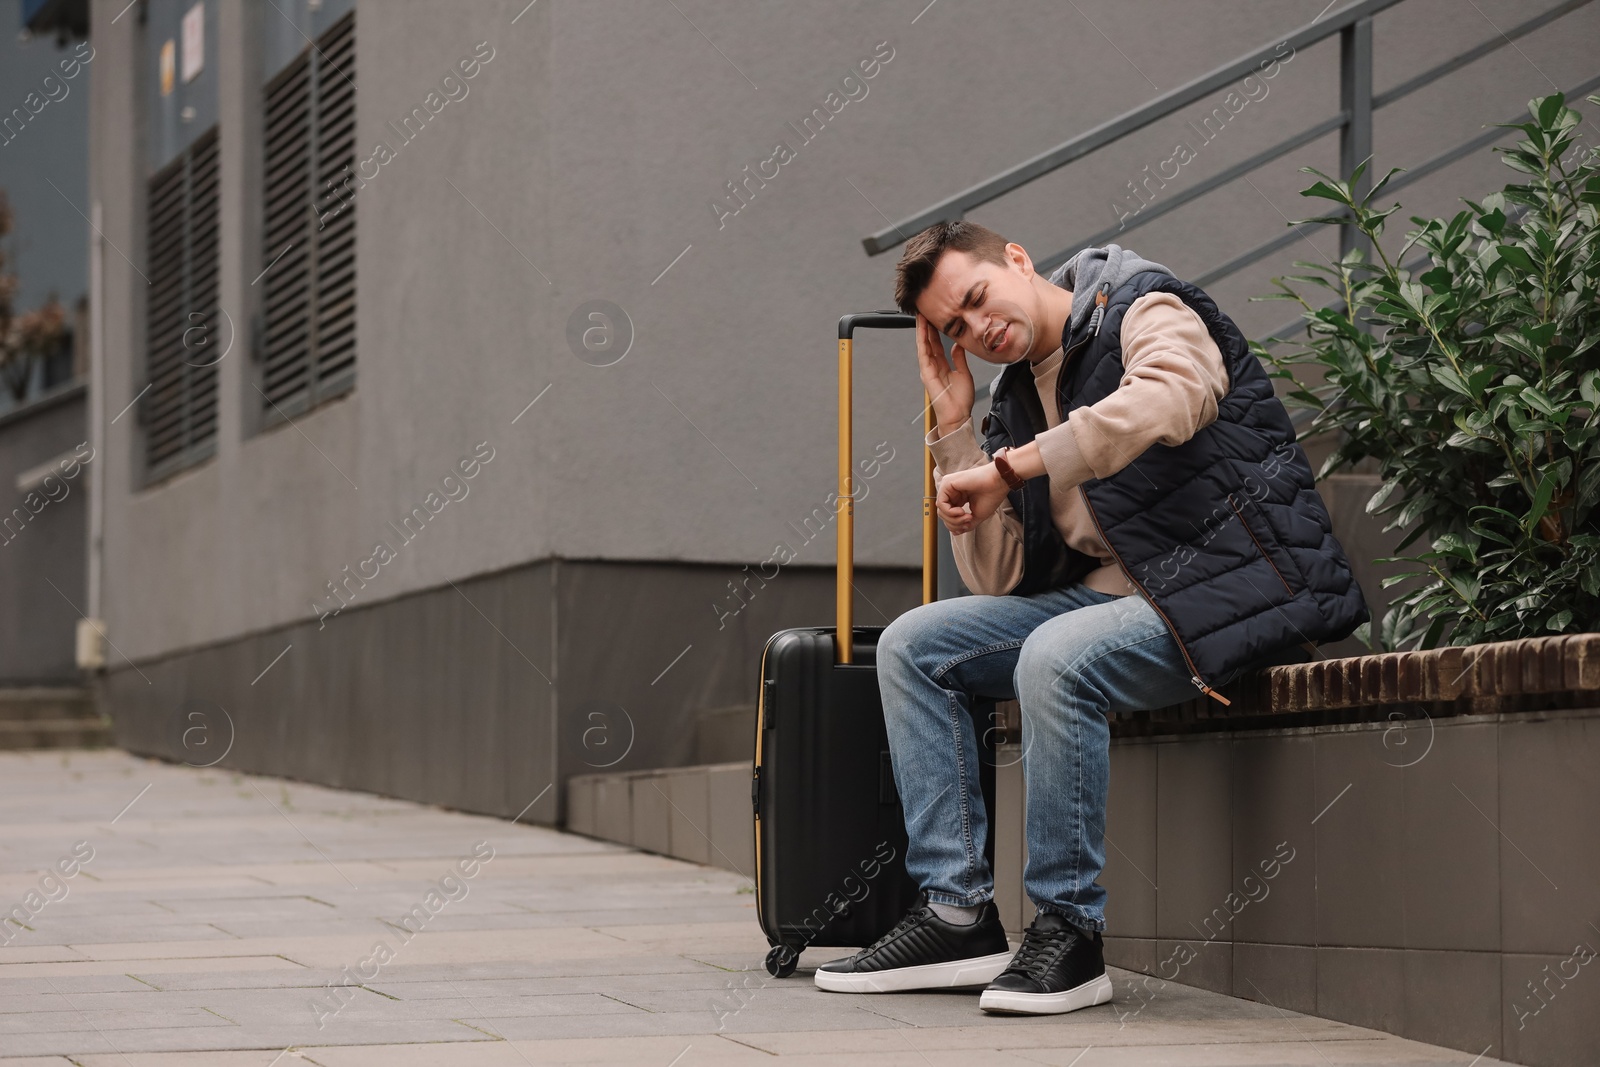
[300,1036,768,1066]
[0,751,1513,1063]
[74,1055,308,1066]
[0,1006,231,1035]
[1017,1042,1514,1064]
[0,955,306,978]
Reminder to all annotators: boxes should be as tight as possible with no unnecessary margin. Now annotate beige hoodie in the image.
[926,291,1230,597]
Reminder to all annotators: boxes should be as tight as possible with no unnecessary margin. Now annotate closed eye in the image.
[943,282,986,338]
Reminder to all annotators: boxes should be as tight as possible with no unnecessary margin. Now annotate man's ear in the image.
[1005,242,1034,279]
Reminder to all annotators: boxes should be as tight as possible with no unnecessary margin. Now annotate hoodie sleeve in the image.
[925,417,1024,597]
[1032,291,1229,491]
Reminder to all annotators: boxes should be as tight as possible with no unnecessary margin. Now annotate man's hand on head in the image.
[936,463,1009,535]
[914,313,974,438]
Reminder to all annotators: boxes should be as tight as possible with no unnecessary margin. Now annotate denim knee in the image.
[1013,629,1066,703]
[877,601,943,671]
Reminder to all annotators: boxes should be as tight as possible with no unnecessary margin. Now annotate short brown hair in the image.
[893,220,1011,316]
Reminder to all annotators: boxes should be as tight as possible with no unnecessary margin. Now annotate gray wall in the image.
[106,557,922,824]
[0,389,88,683]
[1080,709,1600,1067]
[84,0,1600,669]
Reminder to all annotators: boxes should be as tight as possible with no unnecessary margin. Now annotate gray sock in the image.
[929,901,983,926]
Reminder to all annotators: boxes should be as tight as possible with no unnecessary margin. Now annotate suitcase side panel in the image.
[755,626,918,952]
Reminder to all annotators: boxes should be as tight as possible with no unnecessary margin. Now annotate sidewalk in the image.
[0,750,1508,1065]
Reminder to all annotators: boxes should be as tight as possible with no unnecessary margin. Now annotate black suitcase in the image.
[752,311,996,978]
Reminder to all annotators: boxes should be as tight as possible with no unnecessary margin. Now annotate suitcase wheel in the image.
[764,944,799,979]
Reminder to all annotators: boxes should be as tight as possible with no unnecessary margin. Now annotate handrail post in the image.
[1340,17,1375,266]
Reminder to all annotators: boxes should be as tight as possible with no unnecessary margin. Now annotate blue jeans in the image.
[877,583,1196,932]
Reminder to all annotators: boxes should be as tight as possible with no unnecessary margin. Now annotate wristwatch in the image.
[992,446,1026,490]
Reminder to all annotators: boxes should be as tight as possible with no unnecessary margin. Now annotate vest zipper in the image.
[1079,483,1232,706]
[1056,282,1110,412]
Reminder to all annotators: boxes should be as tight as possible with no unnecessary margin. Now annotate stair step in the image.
[0,718,114,751]
[0,687,97,723]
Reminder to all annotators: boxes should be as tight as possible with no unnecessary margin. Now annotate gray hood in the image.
[1047,243,1174,336]
[982,243,1175,400]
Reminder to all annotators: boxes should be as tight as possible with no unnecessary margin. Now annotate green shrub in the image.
[1255,93,1600,650]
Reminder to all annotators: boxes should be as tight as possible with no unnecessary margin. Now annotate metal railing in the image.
[861,0,1599,355]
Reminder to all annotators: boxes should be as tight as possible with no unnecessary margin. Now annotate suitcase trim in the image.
[753,633,770,935]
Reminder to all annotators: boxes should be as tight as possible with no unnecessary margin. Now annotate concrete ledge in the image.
[1263,632,1600,710]
[565,761,752,878]
[1109,633,1600,737]
[1088,706,1600,1067]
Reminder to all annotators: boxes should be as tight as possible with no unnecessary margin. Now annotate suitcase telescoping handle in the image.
[836,311,935,665]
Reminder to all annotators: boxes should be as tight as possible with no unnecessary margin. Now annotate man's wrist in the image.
[992,447,1026,489]
[1000,440,1046,481]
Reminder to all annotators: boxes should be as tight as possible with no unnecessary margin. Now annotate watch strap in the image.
[992,447,1026,490]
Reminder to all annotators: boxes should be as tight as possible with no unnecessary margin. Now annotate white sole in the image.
[814,949,1014,993]
[979,972,1114,1015]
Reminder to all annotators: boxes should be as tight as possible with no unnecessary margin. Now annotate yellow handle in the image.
[836,336,937,665]
[837,338,854,664]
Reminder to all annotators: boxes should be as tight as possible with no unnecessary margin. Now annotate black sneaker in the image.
[978,910,1113,1014]
[813,895,1013,993]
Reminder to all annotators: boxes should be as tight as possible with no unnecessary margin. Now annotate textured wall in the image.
[987,710,1600,1067]
[0,391,88,683]
[105,557,921,823]
[84,0,1600,665]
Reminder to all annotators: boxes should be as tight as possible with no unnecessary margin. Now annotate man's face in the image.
[915,244,1043,364]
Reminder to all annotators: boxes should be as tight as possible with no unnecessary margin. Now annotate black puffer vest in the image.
[978,270,1368,694]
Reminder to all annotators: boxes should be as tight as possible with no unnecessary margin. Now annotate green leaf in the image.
[1365,166,1406,206]
[1431,533,1477,562]
[1580,370,1600,407]
[1497,331,1541,361]
[1525,470,1558,534]
[1420,266,1453,290]
[1397,487,1436,523]
[1520,322,1559,349]
[1400,281,1428,314]
[1467,367,1497,397]
[1536,93,1566,129]
[1523,387,1560,417]
[1366,480,1400,514]
[1497,244,1538,273]
[1331,158,1366,198]
[1472,524,1514,546]
[1432,365,1474,398]
[1500,152,1545,178]
[1299,180,1349,204]
[1291,214,1356,228]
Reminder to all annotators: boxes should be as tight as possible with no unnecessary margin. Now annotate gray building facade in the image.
[80,0,1600,822]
